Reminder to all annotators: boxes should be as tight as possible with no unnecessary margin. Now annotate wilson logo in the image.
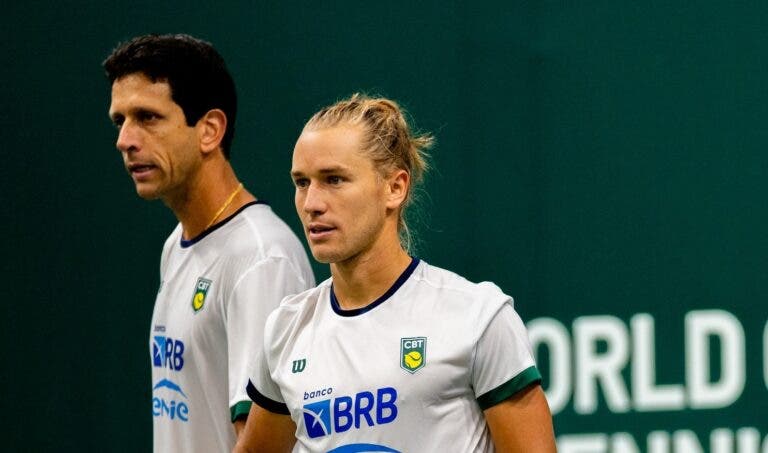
[292,359,307,373]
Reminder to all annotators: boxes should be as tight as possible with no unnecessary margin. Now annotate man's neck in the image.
[330,240,413,311]
[165,163,256,240]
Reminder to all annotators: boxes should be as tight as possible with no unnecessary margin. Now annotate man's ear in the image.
[198,109,227,155]
[386,169,410,210]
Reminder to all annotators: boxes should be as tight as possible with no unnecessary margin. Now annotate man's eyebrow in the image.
[291,166,350,177]
[317,166,349,174]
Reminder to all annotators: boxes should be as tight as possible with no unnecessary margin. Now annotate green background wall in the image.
[3,1,766,451]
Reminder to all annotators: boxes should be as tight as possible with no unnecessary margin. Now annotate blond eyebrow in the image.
[290,165,351,178]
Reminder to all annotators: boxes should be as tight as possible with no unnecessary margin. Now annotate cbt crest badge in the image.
[400,337,426,373]
[191,277,212,313]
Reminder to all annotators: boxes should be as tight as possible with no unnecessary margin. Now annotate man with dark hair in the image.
[104,34,314,452]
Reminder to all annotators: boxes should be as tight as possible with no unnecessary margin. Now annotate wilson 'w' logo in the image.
[292,359,307,373]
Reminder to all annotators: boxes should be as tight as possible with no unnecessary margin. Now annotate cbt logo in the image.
[153,336,185,370]
[400,337,426,373]
[191,277,212,313]
[152,378,189,422]
[302,387,398,438]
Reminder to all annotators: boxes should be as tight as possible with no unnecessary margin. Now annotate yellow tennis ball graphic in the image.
[193,292,205,310]
[404,351,422,369]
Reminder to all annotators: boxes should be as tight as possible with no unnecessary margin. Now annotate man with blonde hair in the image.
[236,94,556,452]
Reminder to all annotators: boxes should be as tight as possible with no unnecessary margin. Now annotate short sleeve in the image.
[227,257,310,421]
[246,344,290,415]
[473,301,542,410]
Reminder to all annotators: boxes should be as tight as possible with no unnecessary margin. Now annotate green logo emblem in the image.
[400,337,427,373]
[191,277,212,313]
[292,359,307,373]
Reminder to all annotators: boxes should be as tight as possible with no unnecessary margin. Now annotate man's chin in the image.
[135,186,162,200]
[310,247,342,264]
[310,252,334,264]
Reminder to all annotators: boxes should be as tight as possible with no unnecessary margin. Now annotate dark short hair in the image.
[103,34,237,158]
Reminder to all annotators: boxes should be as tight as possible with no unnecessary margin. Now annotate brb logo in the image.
[152,378,189,422]
[302,387,398,438]
[153,336,185,370]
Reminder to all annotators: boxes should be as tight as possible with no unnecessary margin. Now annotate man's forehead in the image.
[114,70,168,85]
[112,73,171,98]
[110,74,173,111]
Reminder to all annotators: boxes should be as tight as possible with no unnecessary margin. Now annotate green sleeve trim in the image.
[230,400,252,422]
[476,366,542,410]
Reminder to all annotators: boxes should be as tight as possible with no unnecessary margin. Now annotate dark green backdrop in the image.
[3,1,766,451]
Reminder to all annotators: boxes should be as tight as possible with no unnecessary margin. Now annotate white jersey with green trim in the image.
[247,258,541,453]
[151,201,315,453]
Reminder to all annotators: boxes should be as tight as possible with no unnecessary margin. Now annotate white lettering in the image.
[558,433,607,453]
[685,310,745,408]
[527,317,571,415]
[574,316,630,414]
[612,432,641,453]
[403,339,424,349]
[736,427,761,453]
[673,430,705,453]
[631,314,685,411]
[558,429,767,453]
[712,428,734,453]
[763,321,768,391]
[647,431,670,453]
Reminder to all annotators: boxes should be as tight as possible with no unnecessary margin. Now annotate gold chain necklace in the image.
[204,182,243,230]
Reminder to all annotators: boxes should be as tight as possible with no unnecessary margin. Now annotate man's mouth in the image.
[127,163,157,176]
[308,223,335,239]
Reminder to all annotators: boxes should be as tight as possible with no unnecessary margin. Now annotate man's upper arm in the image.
[473,302,542,408]
[484,384,557,452]
[234,403,296,453]
[237,345,296,452]
[472,302,557,451]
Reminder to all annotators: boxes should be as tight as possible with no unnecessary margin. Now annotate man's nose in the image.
[116,121,139,153]
[302,184,327,215]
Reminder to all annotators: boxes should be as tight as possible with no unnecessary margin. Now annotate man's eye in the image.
[294,178,309,188]
[328,176,342,185]
[138,111,159,122]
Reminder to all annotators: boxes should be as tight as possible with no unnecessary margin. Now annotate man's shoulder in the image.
[231,203,301,244]
[263,279,330,346]
[413,260,509,304]
[159,223,184,261]
[410,261,515,344]
[206,202,305,257]
[275,278,330,316]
